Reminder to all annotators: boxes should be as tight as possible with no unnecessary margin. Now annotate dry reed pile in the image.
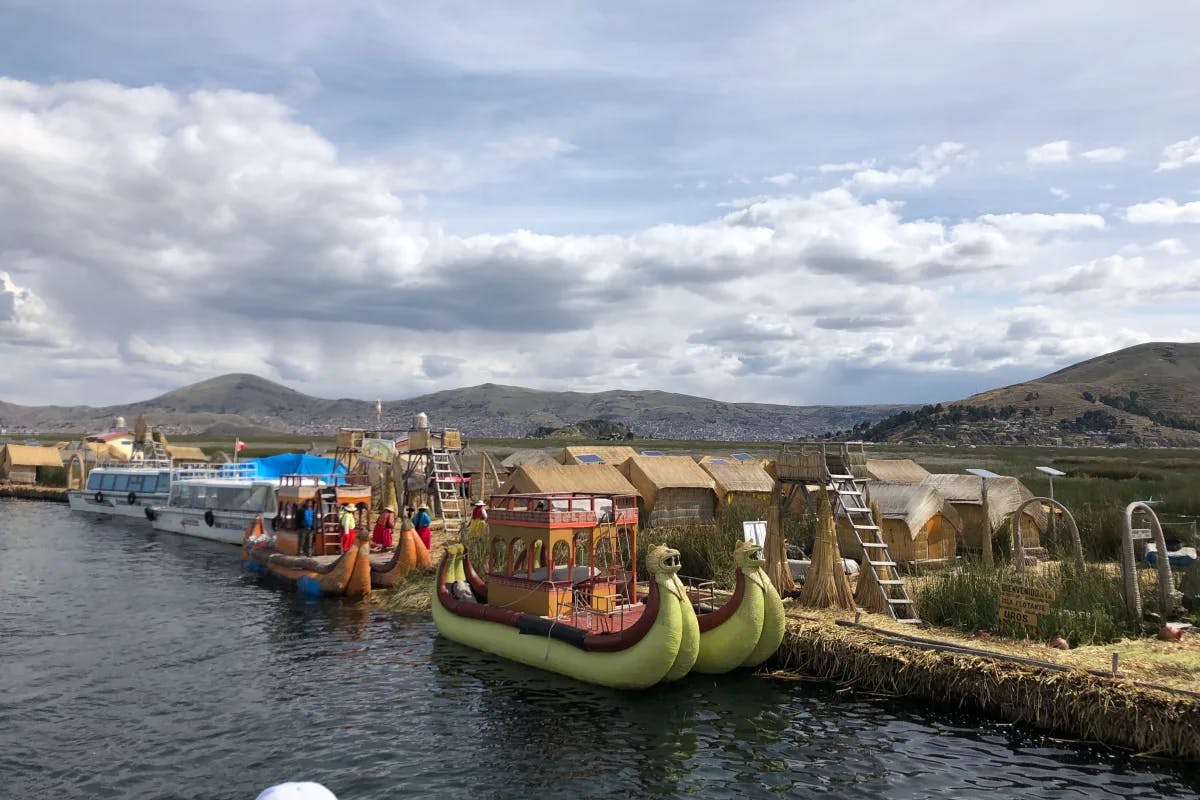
[773,615,1200,760]
[798,493,855,610]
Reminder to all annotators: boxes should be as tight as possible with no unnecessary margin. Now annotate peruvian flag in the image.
[235,439,247,452]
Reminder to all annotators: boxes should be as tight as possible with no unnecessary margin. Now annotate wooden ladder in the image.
[828,443,920,623]
[318,489,342,554]
[431,449,463,537]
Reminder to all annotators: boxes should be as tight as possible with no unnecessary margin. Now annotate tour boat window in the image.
[86,472,102,491]
[141,475,159,493]
[101,474,117,491]
[126,475,143,491]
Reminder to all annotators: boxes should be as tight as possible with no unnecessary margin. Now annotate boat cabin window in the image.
[100,473,119,491]
[169,483,275,512]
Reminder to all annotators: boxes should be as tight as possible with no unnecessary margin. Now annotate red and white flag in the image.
[235,439,247,452]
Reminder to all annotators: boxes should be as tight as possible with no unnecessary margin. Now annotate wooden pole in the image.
[980,477,994,569]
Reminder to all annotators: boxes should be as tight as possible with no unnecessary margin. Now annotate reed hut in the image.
[164,445,209,464]
[836,482,961,564]
[620,455,716,527]
[698,459,775,509]
[559,445,638,467]
[862,458,930,483]
[0,444,64,484]
[499,463,637,496]
[919,474,1048,554]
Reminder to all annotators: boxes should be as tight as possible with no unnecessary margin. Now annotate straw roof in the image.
[699,460,775,494]
[500,464,638,496]
[919,474,1048,530]
[863,458,930,483]
[559,445,638,466]
[622,455,715,490]
[165,445,209,463]
[1,444,64,468]
[500,448,557,469]
[863,482,962,540]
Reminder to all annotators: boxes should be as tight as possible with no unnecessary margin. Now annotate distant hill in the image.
[850,342,1200,446]
[0,373,913,441]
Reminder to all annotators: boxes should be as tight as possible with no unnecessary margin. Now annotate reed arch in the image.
[1013,497,1083,576]
[66,453,87,491]
[1122,502,1174,617]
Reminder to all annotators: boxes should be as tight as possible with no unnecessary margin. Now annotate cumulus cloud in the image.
[1049,187,1070,200]
[1080,146,1127,163]
[1151,238,1188,256]
[1124,198,1200,224]
[1157,136,1200,171]
[842,142,968,191]
[0,271,66,347]
[818,160,875,174]
[764,172,797,186]
[975,212,1105,235]
[1026,140,1071,165]
[1024,254,1200,296]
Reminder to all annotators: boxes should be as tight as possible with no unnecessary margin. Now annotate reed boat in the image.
[242,515,372,598]
[369,526,432,588]
[687,540,786,674]
[431,492,697,689]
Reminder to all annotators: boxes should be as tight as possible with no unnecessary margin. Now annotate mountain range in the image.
[0,375,914,441]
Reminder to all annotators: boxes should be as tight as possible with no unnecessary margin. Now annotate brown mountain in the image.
[857,342,1200,446]
[0,374,913,441]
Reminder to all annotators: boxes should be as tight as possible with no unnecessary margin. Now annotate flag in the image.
[235,439,247,452]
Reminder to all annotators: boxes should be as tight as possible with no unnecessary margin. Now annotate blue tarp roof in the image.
[244,453,346,479]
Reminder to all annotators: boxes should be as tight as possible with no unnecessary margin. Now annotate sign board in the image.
[999,581,1056,629]
[743,520,767,548]
[360,437,396,462]
[1129,528,1153,541]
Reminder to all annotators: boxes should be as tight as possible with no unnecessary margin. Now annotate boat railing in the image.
[171,463,260,481]
[556,588,632,634]
[488,506,639,526]
[679,575,717,612]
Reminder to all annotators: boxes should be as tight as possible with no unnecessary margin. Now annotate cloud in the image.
[1080,146,1127,163]
[1151,238,1188,256]
[0,271,66,347]
[1026,140,1071,165]
[1124,198,1200,224]
[1024,254,1200,296]
[1157,136,1200,171]
[763,172,797,186]
[842,142,967,192]
[818,160,875,174]
[487,135,576,163]
[1049,187,1070,200]
[975,212,1105,235]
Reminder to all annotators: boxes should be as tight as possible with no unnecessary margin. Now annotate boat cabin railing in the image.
[678,575,718,613]
[277,472,369,488]
[488,492,639,526]
[171,463,260,481]
[556,588,633,634]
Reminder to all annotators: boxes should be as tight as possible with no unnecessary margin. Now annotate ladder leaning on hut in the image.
[431,449,464,537]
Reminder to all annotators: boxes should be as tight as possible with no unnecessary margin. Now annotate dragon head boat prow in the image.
[647,544,683,579]
[734,539,766,571]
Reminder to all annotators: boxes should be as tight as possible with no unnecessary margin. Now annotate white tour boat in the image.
[149,464,279,545]
[67,461,176,520]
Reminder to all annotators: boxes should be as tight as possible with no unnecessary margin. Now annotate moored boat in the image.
[370,526,431,588]
[688,540,786,673]
[431,491,697,689]
[242,515,373,597]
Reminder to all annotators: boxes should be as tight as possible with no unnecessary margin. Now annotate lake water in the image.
[2,500,1198,799]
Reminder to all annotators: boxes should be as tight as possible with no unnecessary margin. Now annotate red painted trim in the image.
[582,577,659,653]
[462,550,488,601]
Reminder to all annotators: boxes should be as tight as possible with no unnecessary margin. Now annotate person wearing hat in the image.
[372,504,397,550]
[467,499,488,538]
[338,503,358,553]
[413,503,433,550]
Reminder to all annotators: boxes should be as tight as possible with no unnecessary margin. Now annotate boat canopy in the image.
[244,453,346,479]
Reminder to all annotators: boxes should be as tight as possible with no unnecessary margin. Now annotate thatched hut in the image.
[698,459,775,509]
[559,445,638,467]
[836,482,961,564]
[499,464,637,496]
[919,474,1048,554]
[862,458,930,483]
[620,455,716,527]
[164,445,209,464]
[0,444,64,484]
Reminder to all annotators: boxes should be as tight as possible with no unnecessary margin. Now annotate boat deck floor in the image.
[551,602,646,635]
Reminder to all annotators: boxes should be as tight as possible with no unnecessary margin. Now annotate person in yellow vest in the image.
[467,500,488,538]
[338,504,357,553]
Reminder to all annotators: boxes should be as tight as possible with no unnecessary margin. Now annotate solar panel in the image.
[575,454,604,464]
[1035,466,1066,477]
[640,450,665,456]
[708,458,729,464]
[965,468,1003,479]
[731,452,754,461]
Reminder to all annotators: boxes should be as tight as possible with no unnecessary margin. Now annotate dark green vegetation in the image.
[526,419,635,440]
[857,342,1200,446]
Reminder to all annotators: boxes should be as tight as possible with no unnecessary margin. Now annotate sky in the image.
[1,2,1198,408]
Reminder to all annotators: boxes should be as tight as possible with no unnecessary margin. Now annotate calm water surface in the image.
[2,500,1198,799]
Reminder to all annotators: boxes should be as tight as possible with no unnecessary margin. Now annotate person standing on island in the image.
[298,500,316,556]
[338,504,357,553]
[413,504,433,550]
[372,504,396,550]
[467,500,488,538]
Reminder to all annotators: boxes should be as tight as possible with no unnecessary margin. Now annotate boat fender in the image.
[127,491,137,505]
[204,509,215,527]
[144,506,158,522]
[515,613,588,650]
[94,491,104,504]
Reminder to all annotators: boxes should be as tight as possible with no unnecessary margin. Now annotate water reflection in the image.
[2,501,1199,800]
